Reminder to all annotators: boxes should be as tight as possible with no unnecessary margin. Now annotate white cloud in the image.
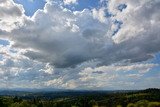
[45,77,63,87]
[108,0,160,44]
[92,8,107,23]
[62,79,78,89]
[0,0,24,31]
[42,63,54,74]
[63,0,77,5]
[77,63,158,89]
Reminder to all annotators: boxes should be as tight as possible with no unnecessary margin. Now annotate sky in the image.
[0,0,160,90]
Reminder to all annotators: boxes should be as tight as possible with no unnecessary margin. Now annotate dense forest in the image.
[0,88,160,107]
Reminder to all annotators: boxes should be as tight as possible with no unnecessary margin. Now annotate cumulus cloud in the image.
[0,0,24,31]
[63,0,78,5]
[109,0,160,43]
[6,0,160,69]
[96,0,160,65]
[4,2,110,68]
[92,8,107,23]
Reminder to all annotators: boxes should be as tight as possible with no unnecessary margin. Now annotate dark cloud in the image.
[5,0,160,69]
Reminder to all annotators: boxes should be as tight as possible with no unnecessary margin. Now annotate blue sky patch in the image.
[13,0,46,16]
[13,0,100,16]
[118,4,127,12]
[112,20,123,36]
[0,39,10,46]
[64,0,100,11]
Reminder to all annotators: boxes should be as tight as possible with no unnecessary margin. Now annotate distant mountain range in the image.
[0,88,159,99]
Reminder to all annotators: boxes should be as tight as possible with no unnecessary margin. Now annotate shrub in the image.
[127,103,135,107]
[148,102,160,107]
[135,100,149,107]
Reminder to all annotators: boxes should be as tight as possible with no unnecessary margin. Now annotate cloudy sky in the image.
[0,0,160,90]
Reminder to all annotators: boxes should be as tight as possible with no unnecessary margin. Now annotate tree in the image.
[19,101,30,107]
[13,96,22,103]
[88,100,98,107]
[0,99,4,107]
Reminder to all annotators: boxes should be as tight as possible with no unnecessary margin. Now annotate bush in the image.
[127,103,135,107]
[135,100,149,107]
[19,101,30,107]
[10,102,20,107]
[148,102,160,107]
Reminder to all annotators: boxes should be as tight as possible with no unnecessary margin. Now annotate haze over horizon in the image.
[0,0,160,90]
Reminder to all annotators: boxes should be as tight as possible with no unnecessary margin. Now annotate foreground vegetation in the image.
[0,88,160,107]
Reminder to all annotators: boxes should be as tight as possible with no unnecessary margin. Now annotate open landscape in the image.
[0,88,160,107]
